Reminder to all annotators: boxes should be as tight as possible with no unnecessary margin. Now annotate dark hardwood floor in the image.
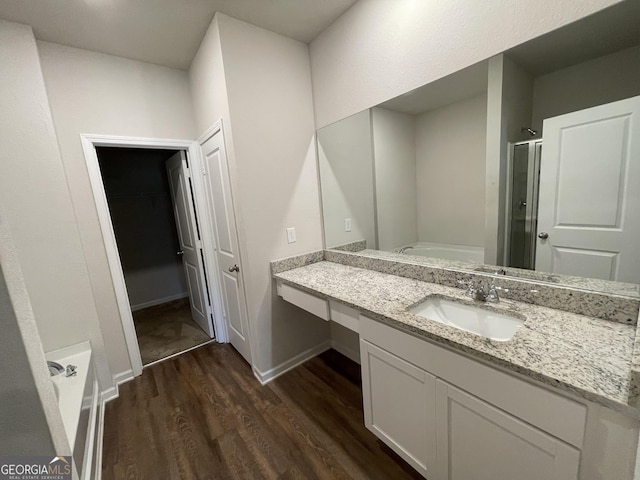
[102,344,423,479]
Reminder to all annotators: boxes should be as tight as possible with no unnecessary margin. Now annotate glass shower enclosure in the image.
[506,140,542,270]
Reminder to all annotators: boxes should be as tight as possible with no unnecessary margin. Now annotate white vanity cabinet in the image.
[277,281,330,320]
[360,315,585,480]
[276,281,360,333]
[360,340,437,477]
[435,381,579,480]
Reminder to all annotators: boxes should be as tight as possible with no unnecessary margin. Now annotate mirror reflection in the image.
[317,1,640,289]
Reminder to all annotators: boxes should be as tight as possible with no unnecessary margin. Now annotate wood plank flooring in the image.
[102,344,422,479]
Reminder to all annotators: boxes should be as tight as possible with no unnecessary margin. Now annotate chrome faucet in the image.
[457,280,508,303]
[47,360,77,377]
[474,284,489,302]
[398,246,414,254]
[47,361,64,376]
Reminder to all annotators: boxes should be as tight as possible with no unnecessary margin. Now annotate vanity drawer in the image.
[329,300,359,333]
[277,281,330,320]
[360,315,587,449]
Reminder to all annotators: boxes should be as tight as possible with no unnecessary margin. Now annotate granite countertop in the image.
[274,260,639,416]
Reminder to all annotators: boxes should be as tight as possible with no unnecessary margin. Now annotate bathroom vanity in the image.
[271,249,640,480]
[278,6,640,479]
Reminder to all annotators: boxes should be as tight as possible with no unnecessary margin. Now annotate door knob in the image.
[538,232,549,239]
[229,264,240,273]
[177,250,184,255]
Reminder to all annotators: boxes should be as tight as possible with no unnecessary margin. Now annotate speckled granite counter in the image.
[332,246,640,298]
[323,249,640,324]
[274,260,640,416]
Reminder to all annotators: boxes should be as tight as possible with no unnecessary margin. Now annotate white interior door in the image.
[165,151,214,337]
[199,125,252,363]
[536,95,640,283]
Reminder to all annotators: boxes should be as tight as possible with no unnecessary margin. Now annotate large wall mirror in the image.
[317,1,640,294]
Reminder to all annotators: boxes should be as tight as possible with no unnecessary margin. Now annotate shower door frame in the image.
[503,139,542,269]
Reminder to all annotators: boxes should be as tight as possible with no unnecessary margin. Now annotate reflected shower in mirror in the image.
[317,0,640,289]
[507,140,541,271]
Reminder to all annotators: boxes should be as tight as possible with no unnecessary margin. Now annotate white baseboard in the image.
[253,340,332,385]
[130,292,188,312]
[101,386,118,404]
[101,369,135,403]
[331,339,361,364]
[94,396,106,480]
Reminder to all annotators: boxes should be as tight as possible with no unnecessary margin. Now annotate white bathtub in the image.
[395,242,484,263]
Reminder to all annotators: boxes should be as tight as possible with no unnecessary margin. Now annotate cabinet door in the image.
[360,340,436,478]
[435,380,580,480]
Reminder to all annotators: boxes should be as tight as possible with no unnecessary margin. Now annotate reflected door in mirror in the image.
[536,95,640,283]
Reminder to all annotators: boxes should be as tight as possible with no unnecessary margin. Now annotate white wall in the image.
[190,14,330,376]
[531,45,640,133]
[0,252,55,456]
[309,0,623,129]
[318,109,376,248]
[371,107,417,250]
[97,148,187,310]
[503,57,535,144]
[189,16,232,139]
[415,94,487,247]
[37,41,197,384]
[0,21,114,392]
[0,199,70,457]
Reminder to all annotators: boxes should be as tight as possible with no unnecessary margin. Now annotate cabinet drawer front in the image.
[437,380,580,480]
[360,315,587,449]
[277,282,329,320]
[361,340,436,477]
[329,300,359,333]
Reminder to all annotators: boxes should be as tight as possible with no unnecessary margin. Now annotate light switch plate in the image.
[286,227,296,243]
[345,218,352,232]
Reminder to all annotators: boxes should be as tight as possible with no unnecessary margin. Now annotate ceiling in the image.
[377,0,640,117]
[506,0,640,76]
[0,0,357,69]
[379,61,489,115]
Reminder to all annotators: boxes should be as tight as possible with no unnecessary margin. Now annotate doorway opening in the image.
[96,146,215,366]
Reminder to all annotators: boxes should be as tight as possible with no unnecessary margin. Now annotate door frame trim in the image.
[81,134,225,377]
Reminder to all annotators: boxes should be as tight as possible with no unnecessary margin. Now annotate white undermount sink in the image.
[409,296,525,341]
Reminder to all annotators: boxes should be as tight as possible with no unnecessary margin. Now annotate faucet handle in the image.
[457,279,475,297]
[65,364,77,377]
[486,281,509,303]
